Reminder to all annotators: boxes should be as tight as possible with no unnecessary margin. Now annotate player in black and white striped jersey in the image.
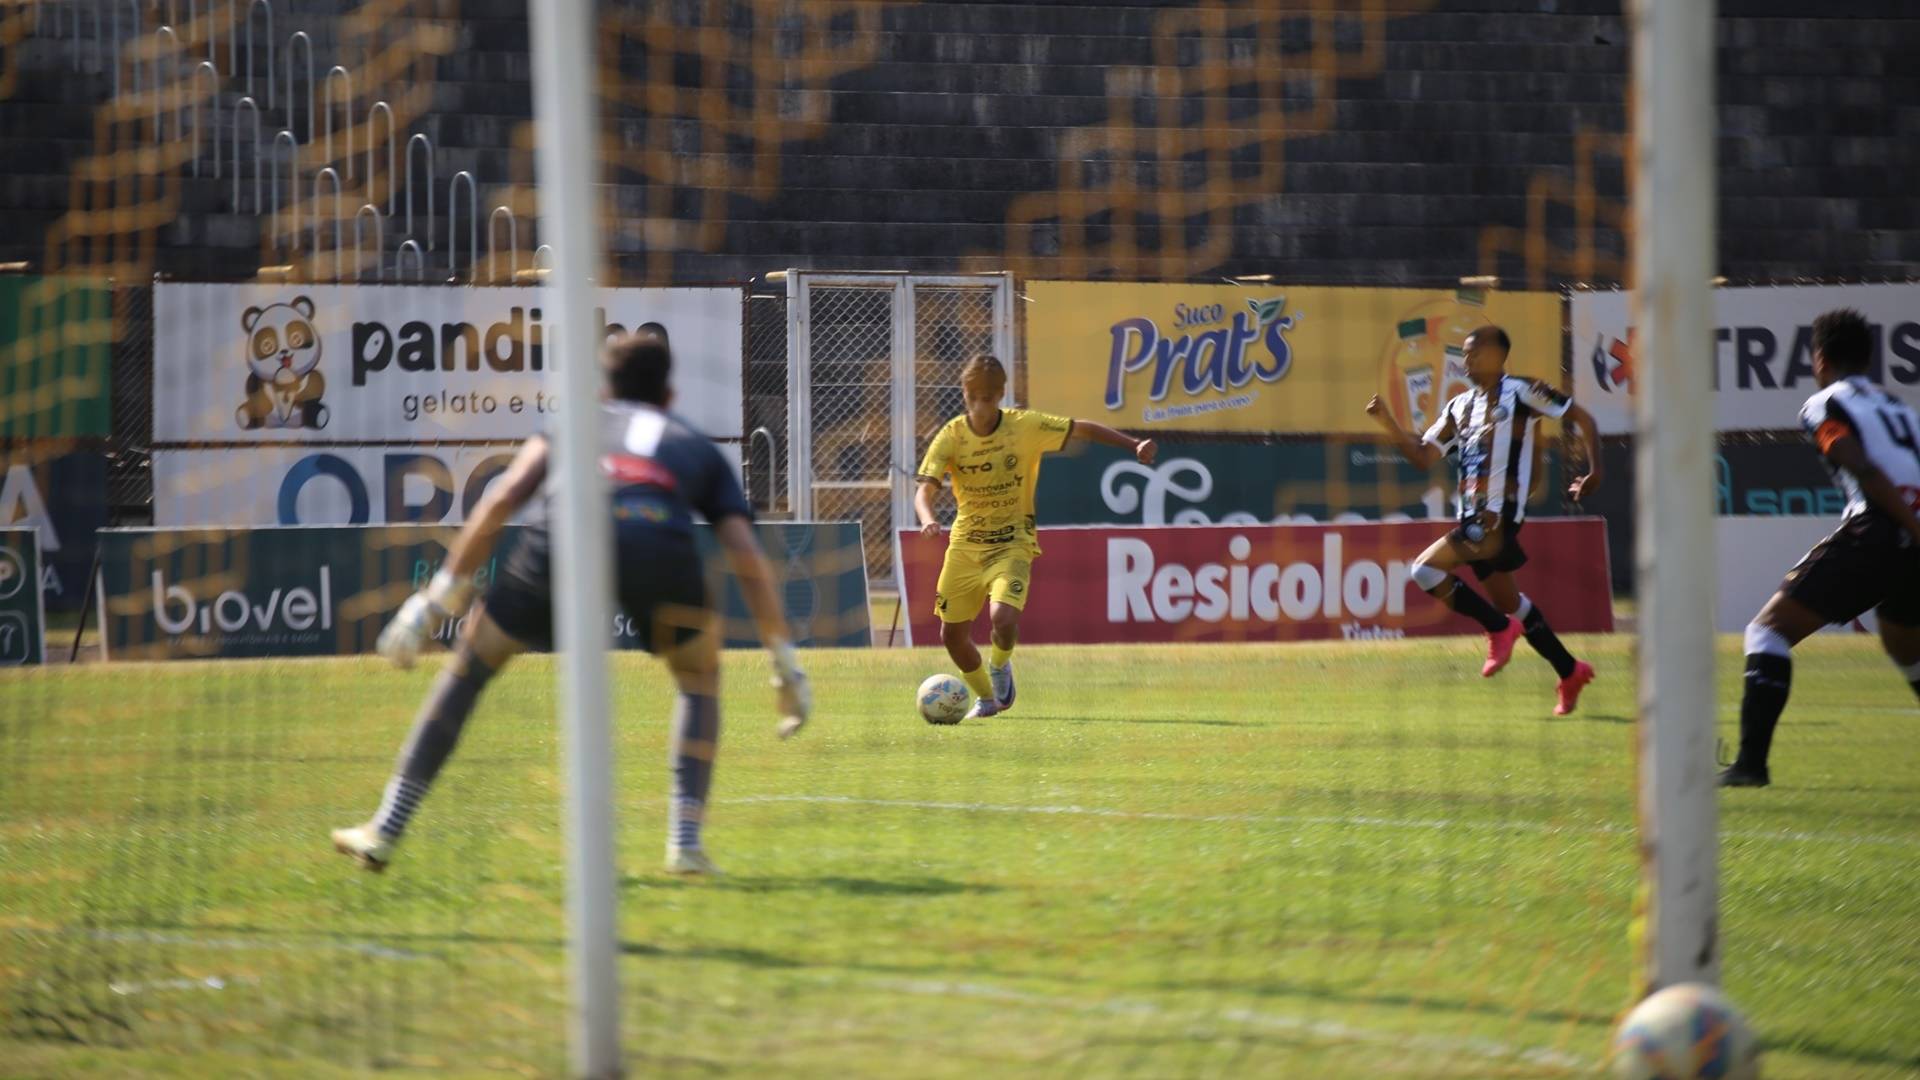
[1721,308,1920,787]
[1367,325,1606,715]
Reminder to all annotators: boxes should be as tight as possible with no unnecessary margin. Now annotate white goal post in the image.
[1632,0,1720,994]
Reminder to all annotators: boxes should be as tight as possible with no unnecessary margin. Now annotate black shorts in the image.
[482,524,710,654]
[1781,512,1920,626]
[1448,519,1528,581]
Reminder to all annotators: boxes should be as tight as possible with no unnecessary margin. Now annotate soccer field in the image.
[3,636,1916,1078]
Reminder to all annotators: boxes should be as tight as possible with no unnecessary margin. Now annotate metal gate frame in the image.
[785,270,1015,587]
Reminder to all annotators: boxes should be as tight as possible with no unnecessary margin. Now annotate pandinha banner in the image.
[152,284,745,443]
[898,521,1612,646]
[1024,282,1562,435]
[1570,282,1920,434]
[95,523,870,660]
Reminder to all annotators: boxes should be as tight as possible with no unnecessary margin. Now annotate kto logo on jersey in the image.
[1104,296,1299,421]
[1589,329,1637,394]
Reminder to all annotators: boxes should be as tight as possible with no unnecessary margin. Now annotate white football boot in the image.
[664,845,723,877]
[330,823,394,873]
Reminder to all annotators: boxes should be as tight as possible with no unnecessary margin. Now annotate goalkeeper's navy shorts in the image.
[482,522,710,654]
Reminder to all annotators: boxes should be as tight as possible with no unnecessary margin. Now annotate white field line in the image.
[10,926,433,962]
[734,794,1920,851]
[864,975,1591,1073]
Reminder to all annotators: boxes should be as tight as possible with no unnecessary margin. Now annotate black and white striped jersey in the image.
[1800,375,1920,523]
[1421,375,1572,524]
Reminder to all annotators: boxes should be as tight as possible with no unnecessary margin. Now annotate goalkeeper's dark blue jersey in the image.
[592,401,752,536]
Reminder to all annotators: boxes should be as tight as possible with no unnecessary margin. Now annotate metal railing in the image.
[271,127,296,251]
[188,60,218,176]
[232,95,261,210]
[448,169,476,277]
[368,100,394,214]
[353,202,382,281]
[285,28,310,141]
[313,165,342,280]
[404,132,432,244]
[487,205,515,284]
[323,64,350,177]
[396,238,424,281]
[244,0,270,105]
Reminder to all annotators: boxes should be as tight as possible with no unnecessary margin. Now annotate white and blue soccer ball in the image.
[1610,983,1760,1080]
[917,673,970,725]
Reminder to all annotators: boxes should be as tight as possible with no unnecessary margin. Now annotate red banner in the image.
[897,521,1614,646]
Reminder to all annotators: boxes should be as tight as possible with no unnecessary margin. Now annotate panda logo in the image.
[236,296,329,430]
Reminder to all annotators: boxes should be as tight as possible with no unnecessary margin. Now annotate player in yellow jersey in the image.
[914,355,1157,719]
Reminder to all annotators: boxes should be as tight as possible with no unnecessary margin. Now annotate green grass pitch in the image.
[2,635,1916,1077]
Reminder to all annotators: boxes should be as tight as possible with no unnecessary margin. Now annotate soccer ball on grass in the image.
[917,673,970,725]
[1609,982,1760,1080]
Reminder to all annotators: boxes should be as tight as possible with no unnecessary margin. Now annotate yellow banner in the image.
[1024,282,1563,435]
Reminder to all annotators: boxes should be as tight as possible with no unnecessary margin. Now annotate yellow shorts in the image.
[933,543,1034,623]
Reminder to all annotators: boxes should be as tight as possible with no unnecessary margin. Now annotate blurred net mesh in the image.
[4,0,1907,1076]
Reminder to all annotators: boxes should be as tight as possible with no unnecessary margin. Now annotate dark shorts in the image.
[1448,519,1528,581]
[1781,512,1920,626]
[483,524,710,654]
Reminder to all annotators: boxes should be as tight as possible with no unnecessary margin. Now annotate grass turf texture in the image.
[2,636,1916,1078]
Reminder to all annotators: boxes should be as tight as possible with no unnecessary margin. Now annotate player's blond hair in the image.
[961,354,1007,394]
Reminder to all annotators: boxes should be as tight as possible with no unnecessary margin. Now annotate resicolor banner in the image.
[152,284,745,442]
[152,443,744,526]
[1570,282,1920,434]
[95,523,871,659]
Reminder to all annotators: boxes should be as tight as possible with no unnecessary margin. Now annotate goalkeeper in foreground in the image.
[331,326,811,877]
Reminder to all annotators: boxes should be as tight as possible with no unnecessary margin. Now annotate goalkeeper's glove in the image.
[768,640,811,739]
[377,570,475,669]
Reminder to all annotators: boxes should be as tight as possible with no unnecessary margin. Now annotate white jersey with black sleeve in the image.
[1421,375,1572,525]
[1799,374,1920,522]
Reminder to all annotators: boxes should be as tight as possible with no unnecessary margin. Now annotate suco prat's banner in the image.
[1024,282,1562,435]
[898,522,1613,646]
[153,284,744,442]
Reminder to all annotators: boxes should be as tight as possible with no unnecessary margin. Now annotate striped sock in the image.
[372,775,431,841]
[669,692,720,852]
[668,797,705,852]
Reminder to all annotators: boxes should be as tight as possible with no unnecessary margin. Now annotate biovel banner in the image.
[97,522,870,660]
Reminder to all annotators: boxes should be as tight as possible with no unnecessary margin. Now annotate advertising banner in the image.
[96,522,870,660]
[1580,436,1841,595]
[1,442,109,611]
[153,444,744,527]
[0,528,45,665]
[0,275,113,438]
[153,284,744,443]
[1570,282,1920,434]
[1034,439,1567,527]
[1024,283,1562,435]
[898,521,1613,647]
[1714,516,1874,635]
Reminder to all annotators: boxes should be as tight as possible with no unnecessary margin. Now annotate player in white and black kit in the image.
[331,327,813,874]
[1367,326,1605,714]
[1721,308,1920,787]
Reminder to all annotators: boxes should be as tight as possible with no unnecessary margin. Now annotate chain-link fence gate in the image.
[784,272,1015,590]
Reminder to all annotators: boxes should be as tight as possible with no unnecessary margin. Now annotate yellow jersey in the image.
[917,408,1075,550]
